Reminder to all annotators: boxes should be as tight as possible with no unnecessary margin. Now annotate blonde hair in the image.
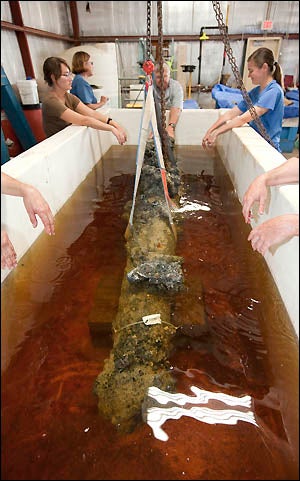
[72,51,90,74]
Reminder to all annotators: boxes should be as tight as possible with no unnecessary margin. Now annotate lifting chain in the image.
[143,1,155,83]
[146,0,152,60]
[157,1,169,166]
[212,1,276,149]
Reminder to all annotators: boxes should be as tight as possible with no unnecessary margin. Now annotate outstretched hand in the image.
[112,126,127,145]
[22,186,55,236]
[1,230,17,269]
[99,95,108,107]
[242,174,269,223]
[166,125,175,139]
[247,214,299,255]
[202,131,217,149]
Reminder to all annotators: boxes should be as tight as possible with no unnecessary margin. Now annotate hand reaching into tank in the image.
[116,124,128,143]
[202,130,217,149]
[22,184,55,235]
[111,126,127,145]
[2,173,55,235]
[247,214,299,255]
[242,157,299,223]
[1,230,17,269]
[242,173,269,223]
[166,124,175,139]
[1,172,55,269]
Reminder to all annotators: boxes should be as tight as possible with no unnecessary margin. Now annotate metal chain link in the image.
[157,1,169,166]
[146,1,151,60]
[212,1,276,149]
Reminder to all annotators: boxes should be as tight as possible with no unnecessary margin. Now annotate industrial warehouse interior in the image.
[1,2,299,480]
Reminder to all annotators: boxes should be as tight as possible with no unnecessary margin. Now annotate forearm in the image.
[78,115,114,132]
[207,109,239,134]
[212,115,247,137]
[1,173,31,197]
[86,101,107,110]
[265,157,299,186]
[89,109,111,123]
[86,103,100,110]
[109,118,122,130]
[90,112,121,131]
[168,107,181,126]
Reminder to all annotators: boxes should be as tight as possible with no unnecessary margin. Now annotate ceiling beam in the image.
[2,21,298,44]
[8,1,35,78]
[80,33,299,42]
[69,1,81,46]
[1,20,75,42]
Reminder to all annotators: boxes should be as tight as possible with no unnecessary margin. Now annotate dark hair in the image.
[72,51,90,74]
[247,47,284,89]
[43,57,71,86]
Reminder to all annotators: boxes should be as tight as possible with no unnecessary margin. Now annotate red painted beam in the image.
[69,1,81,46]
[1,20,75,42]
[9,1,35,78]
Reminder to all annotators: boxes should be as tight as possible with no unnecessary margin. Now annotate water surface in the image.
[1,146,298,480]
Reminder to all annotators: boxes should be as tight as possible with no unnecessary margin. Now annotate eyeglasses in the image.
[61,72,73,78]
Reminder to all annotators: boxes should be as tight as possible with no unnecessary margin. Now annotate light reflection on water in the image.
[175,197,211,213]
[146,385,257,442]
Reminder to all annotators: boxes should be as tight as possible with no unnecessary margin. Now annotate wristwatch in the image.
[168,122,176,130]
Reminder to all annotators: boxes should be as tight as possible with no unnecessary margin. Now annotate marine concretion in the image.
[93,139,185,432]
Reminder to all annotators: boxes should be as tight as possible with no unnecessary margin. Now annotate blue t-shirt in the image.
[70,75,97,104]
[237,80,284,151]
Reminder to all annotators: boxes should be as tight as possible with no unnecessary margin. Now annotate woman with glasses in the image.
[42,56,126,144]
[70,51,108,110]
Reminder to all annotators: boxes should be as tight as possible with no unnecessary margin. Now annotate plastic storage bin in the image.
[280,126,298,153]
[183,99,200,109]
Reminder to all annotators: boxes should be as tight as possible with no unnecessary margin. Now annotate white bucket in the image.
[16,79,39,105]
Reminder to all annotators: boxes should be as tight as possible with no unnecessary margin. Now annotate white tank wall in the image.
[1,109,298,339]
[218,122,299,338]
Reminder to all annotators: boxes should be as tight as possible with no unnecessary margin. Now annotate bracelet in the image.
[107,117,112,125]
[168,122,176,130]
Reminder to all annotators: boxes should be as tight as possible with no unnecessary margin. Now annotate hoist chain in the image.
[146,1,152,60]
[157,1,169,166]
[212,1,276,149]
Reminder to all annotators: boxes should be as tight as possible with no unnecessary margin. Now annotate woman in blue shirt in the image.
[202,48,284,152]
[71,51,108,110]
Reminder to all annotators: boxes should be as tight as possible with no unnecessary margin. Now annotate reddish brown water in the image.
[1,146,299,480]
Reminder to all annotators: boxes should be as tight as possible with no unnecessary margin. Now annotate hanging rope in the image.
[157,1,169,167]
[212,1,276,149]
